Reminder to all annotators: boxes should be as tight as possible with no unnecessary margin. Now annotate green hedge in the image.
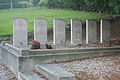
[38,0,120,14]
[0,0,119,14]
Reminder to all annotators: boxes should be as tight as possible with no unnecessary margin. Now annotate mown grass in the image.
[0,7,112,36]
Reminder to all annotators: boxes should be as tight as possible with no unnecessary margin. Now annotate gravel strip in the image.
[55,54,120,80]
[0,61,17,80]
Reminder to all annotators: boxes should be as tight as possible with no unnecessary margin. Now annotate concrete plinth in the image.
[18,71,45,80]
[0,48,1,60]
[13,18,28,47]
[35,64,78,80]
[34,19,47,45]
[53,19,66,44]
[1,43,120,78]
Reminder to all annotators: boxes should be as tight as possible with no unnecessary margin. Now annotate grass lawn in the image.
[0,7,112,36]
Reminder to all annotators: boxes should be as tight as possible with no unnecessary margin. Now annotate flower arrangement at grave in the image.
[60,40,63,44]
[109,37,120,45]
[78,43,81,46]
[31,40,40,49]
[46,44,52,49]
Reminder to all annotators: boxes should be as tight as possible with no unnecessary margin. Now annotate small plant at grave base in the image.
[31,40,40,49]
[46,44,52,49]
[60,40,63,44]
[78,43,81,46]
[109,37,120,46]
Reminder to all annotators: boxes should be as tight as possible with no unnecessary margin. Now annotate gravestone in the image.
[100,19,111,43]
[71,19,82,44]
[13,18,28,47]
[86,20,97,43]
[53,19,66,44]
[34,19,47,45]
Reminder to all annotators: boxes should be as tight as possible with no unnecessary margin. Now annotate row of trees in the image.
[0,0,40,9]
[38,0,120,14]
[0,0,119,14]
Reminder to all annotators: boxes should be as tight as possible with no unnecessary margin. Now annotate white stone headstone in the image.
[71,19,82,44]
[34,19,47,45]
[100,19,111,43]
[86,20,97,43]
[53,19,66,44]
[13,18,28,47]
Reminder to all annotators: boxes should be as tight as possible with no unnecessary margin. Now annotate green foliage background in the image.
[0,7,111,36]
[39,0,120,14]
[0,0,119,14]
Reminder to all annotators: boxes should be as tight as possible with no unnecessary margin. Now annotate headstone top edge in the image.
[86,19,97,21]
[71,19,82,22]
[13,18,27,21]
[101,19,110,21]
[53,19,65,21]
[34,18,47,21]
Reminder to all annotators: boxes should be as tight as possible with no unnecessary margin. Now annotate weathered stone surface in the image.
[34,19,47,45]
[100,20,111,43]
[1,43,120,79]
[35,64,78,80]
[71,19,82,44]
[53,19,66,44]
[18,71,45,80]
[86,20,97,43]
[13,18,28,47]
[0,46,19,77]
[0,44,1,60]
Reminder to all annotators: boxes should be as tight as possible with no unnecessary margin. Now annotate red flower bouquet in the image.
[31,40,40,49]
[110,37,120,45]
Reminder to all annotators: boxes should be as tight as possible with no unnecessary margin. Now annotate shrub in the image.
[37,0,48,8]
[19,1,32,8]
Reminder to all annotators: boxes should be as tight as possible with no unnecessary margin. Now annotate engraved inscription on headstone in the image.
[34,19,47,45]
[71,19,82,44]
[13,18,28,47]
[86,20,97,43]
[53,19,66,44]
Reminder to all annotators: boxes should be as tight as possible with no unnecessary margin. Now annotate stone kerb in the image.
[34,19,47,45]
[100,19,111,43]
[13,18,28,47]
[0,42,28,56]
[71,19,82,44]
[86,19,97,43]
[53,19,66,44]
[0,48,1,60]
